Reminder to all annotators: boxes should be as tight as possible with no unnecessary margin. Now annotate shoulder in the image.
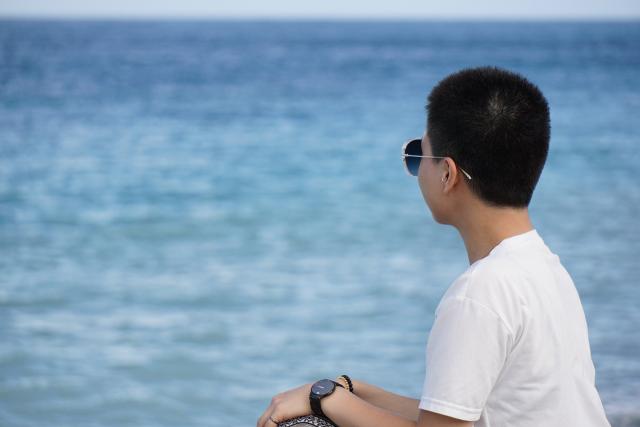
[436,253,531,332]
[442,254,528,301]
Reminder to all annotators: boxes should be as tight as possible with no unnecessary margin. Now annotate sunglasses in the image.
[401,138,473,180]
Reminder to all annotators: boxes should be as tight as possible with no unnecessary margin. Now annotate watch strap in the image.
[309,393,325,418]
[309,380,344,418]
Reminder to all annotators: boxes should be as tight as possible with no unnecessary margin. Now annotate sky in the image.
[0,0,639,20]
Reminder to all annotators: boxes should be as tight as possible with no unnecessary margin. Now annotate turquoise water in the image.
[1,20,639,426]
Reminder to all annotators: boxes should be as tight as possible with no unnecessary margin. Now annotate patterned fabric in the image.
[277,414,338,427]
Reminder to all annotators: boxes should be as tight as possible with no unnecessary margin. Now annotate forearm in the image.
[351,378,420,422]
[322,386,417,427]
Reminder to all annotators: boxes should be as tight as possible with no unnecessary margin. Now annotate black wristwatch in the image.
[309,379,344,420]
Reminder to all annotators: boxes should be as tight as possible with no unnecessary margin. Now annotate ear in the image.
[441,158,461,192]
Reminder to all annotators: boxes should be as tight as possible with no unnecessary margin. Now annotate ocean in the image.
[0,19,639,426]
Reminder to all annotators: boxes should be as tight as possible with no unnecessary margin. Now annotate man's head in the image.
[417,66,550,223]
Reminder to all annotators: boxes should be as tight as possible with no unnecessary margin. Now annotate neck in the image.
[454,204,534,265]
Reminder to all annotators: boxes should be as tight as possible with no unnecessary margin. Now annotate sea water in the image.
[1,20,639,426]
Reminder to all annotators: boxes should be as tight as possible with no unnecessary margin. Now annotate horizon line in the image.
[0,14,639,22]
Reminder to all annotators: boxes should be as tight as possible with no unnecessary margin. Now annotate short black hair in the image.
[426,66,550,208]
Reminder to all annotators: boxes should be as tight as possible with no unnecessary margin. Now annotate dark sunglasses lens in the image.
[404,138,422,176]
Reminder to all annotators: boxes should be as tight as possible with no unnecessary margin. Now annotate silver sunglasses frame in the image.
[401,138,473,180]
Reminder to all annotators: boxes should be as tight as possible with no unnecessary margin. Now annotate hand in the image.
[257,382,314,427]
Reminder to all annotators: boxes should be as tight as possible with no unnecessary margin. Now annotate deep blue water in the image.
[0,19,639,426]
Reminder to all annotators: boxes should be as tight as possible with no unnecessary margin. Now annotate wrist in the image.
[335,376,349,390]
[309,379,344,422]
[350,379,367,398]
[335,374,354,393]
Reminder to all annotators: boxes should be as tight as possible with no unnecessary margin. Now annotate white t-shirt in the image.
[419,229,610,426]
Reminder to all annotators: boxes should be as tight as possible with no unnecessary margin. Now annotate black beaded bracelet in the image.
[338,374,353,393]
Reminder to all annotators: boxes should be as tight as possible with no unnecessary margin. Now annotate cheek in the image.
[417,163,432,202]
[418,160,432,189]
[418,162,444,220]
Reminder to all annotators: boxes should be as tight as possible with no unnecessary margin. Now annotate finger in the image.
[258,393,285,427]
[257,406,273,427]
[267,412,280,427]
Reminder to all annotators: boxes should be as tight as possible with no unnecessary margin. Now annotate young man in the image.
[257,66,610,427]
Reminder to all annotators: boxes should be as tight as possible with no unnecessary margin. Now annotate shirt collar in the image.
[488,228,544,257]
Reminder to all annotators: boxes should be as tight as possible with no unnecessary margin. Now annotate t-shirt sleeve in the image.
[419,296,513,421]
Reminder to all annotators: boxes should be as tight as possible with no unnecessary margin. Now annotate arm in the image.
[350,378,421,422]
[323,386,416,427]
[256,381,472,427]
[322,386,473,427]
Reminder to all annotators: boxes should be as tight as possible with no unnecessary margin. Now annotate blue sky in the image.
[0,0,638,19]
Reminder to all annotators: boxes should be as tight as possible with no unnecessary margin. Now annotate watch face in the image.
[311,379,335,397]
